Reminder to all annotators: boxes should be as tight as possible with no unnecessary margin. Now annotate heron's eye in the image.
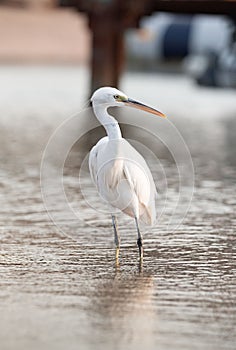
[114,95,120,100]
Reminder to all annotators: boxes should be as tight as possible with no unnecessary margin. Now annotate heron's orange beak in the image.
[124,98,166,118]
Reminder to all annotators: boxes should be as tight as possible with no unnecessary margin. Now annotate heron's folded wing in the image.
[89,145,99,188]
[123,159,156,225]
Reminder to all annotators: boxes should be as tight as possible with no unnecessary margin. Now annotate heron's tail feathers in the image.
[139,203,156,226]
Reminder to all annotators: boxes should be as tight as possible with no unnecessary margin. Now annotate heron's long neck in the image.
[93,104,122,140]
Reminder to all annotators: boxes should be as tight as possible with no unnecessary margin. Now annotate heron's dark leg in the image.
[135,216,143,260]
[112,215,120,260]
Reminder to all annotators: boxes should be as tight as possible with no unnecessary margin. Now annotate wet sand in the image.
[0,66,236,350]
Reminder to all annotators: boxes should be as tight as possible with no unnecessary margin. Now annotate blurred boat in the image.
[126,13,236,88]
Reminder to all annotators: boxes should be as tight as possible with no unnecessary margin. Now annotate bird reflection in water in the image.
[87,265,156,349]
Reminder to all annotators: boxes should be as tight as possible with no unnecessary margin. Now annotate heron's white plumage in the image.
[89,137,156,225]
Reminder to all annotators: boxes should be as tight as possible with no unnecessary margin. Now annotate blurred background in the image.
[0,0,90,64]
[1,0,236,83]
[0,1,236,350]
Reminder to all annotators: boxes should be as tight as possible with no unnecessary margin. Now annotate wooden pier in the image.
[60,0,236,92]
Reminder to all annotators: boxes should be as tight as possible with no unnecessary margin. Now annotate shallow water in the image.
[0,67,236,350]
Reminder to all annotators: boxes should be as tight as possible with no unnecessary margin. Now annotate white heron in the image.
[89,87,166,260]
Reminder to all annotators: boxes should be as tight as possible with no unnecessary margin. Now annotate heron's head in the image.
[91,87,128,107]
[91,86,166,118]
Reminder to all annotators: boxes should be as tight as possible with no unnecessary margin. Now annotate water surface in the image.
[0,67,236,350]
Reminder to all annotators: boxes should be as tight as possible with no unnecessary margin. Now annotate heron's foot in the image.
[137,237,143,260]
[115,246,120,261]
[138,258,143,273]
